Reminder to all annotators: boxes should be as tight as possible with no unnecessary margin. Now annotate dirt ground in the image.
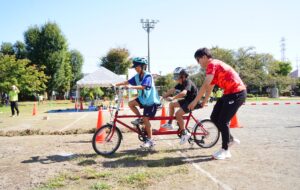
[0,101,300,190]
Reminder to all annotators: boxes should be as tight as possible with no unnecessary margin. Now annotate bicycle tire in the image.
[193,119,220,148]
[92,124,122,156]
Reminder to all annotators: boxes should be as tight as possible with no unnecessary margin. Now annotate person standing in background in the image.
[9,85,20,117]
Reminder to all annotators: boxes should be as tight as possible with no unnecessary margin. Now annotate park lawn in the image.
[0,100,75,115]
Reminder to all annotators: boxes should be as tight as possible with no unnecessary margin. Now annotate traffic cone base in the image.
[96,131,106,142]
[159,106,168,132]
[230,114,242,128]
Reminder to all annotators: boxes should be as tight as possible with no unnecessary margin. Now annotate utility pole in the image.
[140,19,159,72]
[280,37,286,62]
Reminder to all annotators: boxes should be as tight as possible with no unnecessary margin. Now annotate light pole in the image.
[140,19,159,72]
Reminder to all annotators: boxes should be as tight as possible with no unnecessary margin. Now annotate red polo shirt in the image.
[206,59,246,95]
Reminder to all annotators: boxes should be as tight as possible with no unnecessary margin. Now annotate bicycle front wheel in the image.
[92,124,122,156]
[193,119,219,148]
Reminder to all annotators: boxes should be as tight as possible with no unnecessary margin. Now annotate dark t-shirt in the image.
[174,79,198,103]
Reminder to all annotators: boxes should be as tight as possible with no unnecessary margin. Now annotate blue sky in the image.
[1,0,299,75]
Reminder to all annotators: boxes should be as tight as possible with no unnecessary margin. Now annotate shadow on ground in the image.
[101,149,213,168]
[21,153,96,164]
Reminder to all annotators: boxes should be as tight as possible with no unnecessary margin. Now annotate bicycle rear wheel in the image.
[193,119,219,148]
[92,124,122,156]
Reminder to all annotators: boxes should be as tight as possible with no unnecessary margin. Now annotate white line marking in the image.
[178,150,232,190]
[59,113,88,131]
[161,137,232,190]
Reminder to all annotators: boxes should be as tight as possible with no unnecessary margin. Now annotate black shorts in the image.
[178,99,202,113]
[135,98,158,118]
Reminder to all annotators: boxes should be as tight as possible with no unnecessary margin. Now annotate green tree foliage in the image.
[1,42,14,55]
[68,50,84,89]
[211,47,235,68]
[24,22,71,95]
[210,47,294,95]
[13,41,27,59]
[80,87,104,100]
[189,70,206,88]
[0,55,48,99]
[52,53,72,94]
[155,74,176,95]
[100,48,131,75]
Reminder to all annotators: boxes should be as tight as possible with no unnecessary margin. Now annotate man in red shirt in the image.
[188,48,247,160]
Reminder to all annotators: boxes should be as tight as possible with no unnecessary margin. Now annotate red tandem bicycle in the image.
[92,87,220,156]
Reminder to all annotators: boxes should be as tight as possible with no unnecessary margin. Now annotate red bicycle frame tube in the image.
[104,110,209,141]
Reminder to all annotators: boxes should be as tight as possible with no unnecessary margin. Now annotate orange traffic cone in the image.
[96,108,105,142]
[96,107,103,129]
[96,130,106,142]
[159,106,168,132]
[32,102,37,116]
[230,114,242,128]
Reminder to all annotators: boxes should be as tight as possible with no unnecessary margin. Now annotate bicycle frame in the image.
[106,88,209,141]
[92,87,220,156]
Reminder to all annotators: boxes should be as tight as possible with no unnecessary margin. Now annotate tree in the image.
[68,50,84,89]
[100,48,131,75]
[52,53,72,95]
[0,55,48,100]
[0,42,14,55]
[275,61,292,76]
[185,64,200,76]
[189,70,206,88]
[24,22,69,95]
[266,60,293,93]
[80,87,104,101]
[211,47,235,68]
[13,41,27,59]
[155,74,176,95]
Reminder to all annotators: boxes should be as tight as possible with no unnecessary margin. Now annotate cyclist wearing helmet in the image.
[115,57,160,148]
[162,67,202,144]
[189,47,246,160]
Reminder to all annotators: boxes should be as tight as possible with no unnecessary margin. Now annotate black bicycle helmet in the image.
[173,67,189,80]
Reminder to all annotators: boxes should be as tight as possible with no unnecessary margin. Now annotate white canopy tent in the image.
[77,66,125,88]
[76,67,125,102]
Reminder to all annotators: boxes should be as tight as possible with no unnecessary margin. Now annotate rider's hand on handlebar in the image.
[124,85,131,90]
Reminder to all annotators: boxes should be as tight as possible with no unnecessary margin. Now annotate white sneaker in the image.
[161,123,174,130]
[180,131,191,145]
[228,138,240,147]
[140,139,155,148]
[212,149,232,160]
[131,118,143,126]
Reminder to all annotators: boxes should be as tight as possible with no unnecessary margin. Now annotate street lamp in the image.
[140,19,159,72]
